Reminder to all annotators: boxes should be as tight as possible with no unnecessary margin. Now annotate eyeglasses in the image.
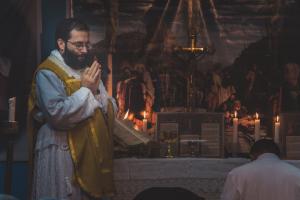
[67,40,92,50]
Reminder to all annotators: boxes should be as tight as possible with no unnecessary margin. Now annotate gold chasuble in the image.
[28,59,115,198]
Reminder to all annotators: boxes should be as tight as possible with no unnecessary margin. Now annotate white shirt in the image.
[221,153,300,200]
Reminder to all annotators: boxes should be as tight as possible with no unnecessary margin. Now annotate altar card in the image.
[280,113,300,160]
[156,112,224,158]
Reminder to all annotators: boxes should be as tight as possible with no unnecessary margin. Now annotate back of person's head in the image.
[250,139,280,160]
[55,18,89,49]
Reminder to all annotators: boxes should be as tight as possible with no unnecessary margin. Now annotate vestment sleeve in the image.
[95,80,118,115]
[220,171,240,200]
[35,69,99,130]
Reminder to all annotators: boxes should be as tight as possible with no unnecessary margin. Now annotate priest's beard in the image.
[62,47,90,69]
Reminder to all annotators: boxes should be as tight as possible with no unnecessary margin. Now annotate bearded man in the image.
[28,18,117,200]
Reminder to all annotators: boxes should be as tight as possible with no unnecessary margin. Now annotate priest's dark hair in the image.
[250,139,280,159]
[55,18,89,49]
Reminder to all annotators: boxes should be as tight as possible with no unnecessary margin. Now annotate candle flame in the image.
[234,111,237,118]
[255,112,259,120]
[128,113,134,121]
[143,111,146,119]
[123,109,129,120]
[276,115,279,123]
[133,124,140,131]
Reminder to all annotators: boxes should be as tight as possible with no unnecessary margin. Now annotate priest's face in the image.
[62,29,91,69]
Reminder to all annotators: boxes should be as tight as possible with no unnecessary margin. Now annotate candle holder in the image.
[0,120,19,194]
[0,121,18,135]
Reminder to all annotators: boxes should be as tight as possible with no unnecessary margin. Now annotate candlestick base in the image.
[0,121,18,135]
[231,143,239,157]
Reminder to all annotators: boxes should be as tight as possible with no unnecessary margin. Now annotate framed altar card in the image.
[280,113,300,160]
[156,112,224,158]
[156,122,179,157]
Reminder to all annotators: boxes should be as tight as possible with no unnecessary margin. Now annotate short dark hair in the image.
[55,18,89,49]
[250,139,280,157]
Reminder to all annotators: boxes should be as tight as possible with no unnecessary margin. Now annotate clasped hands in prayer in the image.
[81,60,102,95]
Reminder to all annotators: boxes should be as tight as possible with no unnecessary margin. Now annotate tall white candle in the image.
[254,113,260,141]
[232,111,239,156]
[274,115,280,144]
[142,111,147,132]
[8,97,16,122]
[233,111,238,144]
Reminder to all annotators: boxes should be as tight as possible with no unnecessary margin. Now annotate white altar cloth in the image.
[113,158,300,200]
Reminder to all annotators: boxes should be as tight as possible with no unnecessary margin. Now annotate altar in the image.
[112,158,300,200]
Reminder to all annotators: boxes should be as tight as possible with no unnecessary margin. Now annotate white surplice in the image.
[32,50,117,200]
[221,153,300,200]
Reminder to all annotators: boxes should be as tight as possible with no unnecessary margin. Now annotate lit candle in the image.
[254,113,260,141]
[123,109,129,120]
[232,111,239,155]
[274,115,280,144]
[233,111,238,144]
[128,113,134,121]
[142,111,147,132]
[8,97,16,122]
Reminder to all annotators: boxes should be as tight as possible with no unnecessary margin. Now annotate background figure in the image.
[242,63,266,113]
[125,70,145,119]
[206,68,222,111]
[28,18,117,200]
[159,72,171,107]
[148,65,161,124]
[281,62,300,112]
[116,61,133,118]
[194,70,205,108]
[148,66,161,112]
[218,72,236,107]
[244,64,257,98]
[134,62,155,121]
[221,139,300,200]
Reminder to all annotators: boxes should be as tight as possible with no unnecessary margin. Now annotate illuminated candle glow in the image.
[232,111,239,155]
[123,109,129,120]
[233,111,238,144]
[274,115,280,144]
[254,113,260,141]
[142,111,147,132]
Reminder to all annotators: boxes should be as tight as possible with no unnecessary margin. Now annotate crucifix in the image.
[173,0,213,111]
[174,32,208,112]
